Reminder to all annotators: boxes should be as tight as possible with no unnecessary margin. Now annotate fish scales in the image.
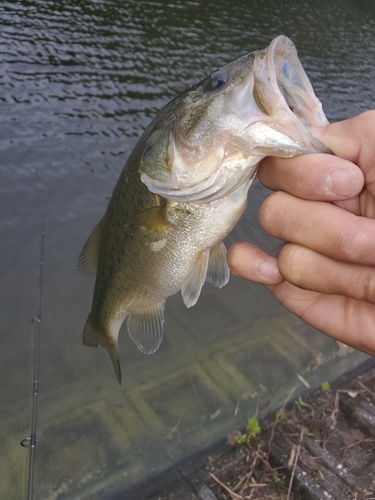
[78,36,331,383]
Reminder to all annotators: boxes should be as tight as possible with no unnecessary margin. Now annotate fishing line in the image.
[20,208,46,500]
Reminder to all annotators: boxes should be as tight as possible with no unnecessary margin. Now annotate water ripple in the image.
[0,0,374,234]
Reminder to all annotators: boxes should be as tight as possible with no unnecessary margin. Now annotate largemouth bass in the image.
[78,36,330,384]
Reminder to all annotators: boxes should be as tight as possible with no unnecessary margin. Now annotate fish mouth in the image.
[254,35,329,129]
[247,35,331,153]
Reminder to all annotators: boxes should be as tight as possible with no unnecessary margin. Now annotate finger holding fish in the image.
[259,112,375,215]
[259,153,364,202]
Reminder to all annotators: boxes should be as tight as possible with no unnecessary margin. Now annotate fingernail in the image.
[259,260,280,279]
[325,169,358,197]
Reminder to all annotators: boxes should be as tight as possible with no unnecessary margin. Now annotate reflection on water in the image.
[0,0,374,498]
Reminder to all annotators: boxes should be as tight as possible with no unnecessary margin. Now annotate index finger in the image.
[311,110,375,173]
[259,153,363,201]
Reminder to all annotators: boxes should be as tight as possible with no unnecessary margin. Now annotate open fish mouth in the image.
[251,35,329,128]
[230,35,331,156]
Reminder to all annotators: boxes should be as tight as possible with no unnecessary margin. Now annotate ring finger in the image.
[278,243,375,305]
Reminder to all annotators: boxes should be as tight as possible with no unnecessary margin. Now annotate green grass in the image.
[295,396,312,409]
[321,381,331,391]
[235,415,261,445]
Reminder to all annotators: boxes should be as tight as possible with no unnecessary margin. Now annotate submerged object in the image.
[78,35,330,384]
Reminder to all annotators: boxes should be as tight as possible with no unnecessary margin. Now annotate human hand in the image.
[228,111,375,355]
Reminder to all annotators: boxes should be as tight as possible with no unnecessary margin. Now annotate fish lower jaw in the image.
[140,158,257,205]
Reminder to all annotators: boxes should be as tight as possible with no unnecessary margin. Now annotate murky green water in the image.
[1,1,374,498]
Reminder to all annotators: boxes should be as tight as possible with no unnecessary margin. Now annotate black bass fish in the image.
[78,36,330,384]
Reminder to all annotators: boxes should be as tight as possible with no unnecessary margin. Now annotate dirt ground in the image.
[205,366,375,499]
[156,361,375,500]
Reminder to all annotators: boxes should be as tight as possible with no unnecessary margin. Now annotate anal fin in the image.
[181,249,209,308]
[83,312,122,385]
[206,242,230,289]
[127,302,165,354]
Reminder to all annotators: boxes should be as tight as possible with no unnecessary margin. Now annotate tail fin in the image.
[83,313,122,385]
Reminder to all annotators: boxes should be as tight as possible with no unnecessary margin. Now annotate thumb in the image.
[310,110,375,176]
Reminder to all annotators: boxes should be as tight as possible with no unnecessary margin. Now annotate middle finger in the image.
[260,192,375,266]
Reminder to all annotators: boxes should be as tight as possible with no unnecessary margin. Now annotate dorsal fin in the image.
[181,249,210,308]
[206,242,230,289]
[77,217,103,277]
[127,302,165,354]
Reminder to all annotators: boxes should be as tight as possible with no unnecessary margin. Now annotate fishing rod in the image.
[21,210,45,500]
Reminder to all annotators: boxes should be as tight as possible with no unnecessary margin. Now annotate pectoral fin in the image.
[77,217,103,277]
[127,302,165,354]
[134,206,174,234]
[181,249,210,308]
[206,243,230,289]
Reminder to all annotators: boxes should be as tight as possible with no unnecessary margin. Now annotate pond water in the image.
[1,0,374,498]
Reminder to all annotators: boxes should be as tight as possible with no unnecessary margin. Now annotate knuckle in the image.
[259,192,289,235]
[359,109,375,128]
[336,226,370,263]
[278,244,302,282]
[361,271,375,303]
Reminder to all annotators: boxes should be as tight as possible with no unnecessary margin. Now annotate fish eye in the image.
[205,69,229,93]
